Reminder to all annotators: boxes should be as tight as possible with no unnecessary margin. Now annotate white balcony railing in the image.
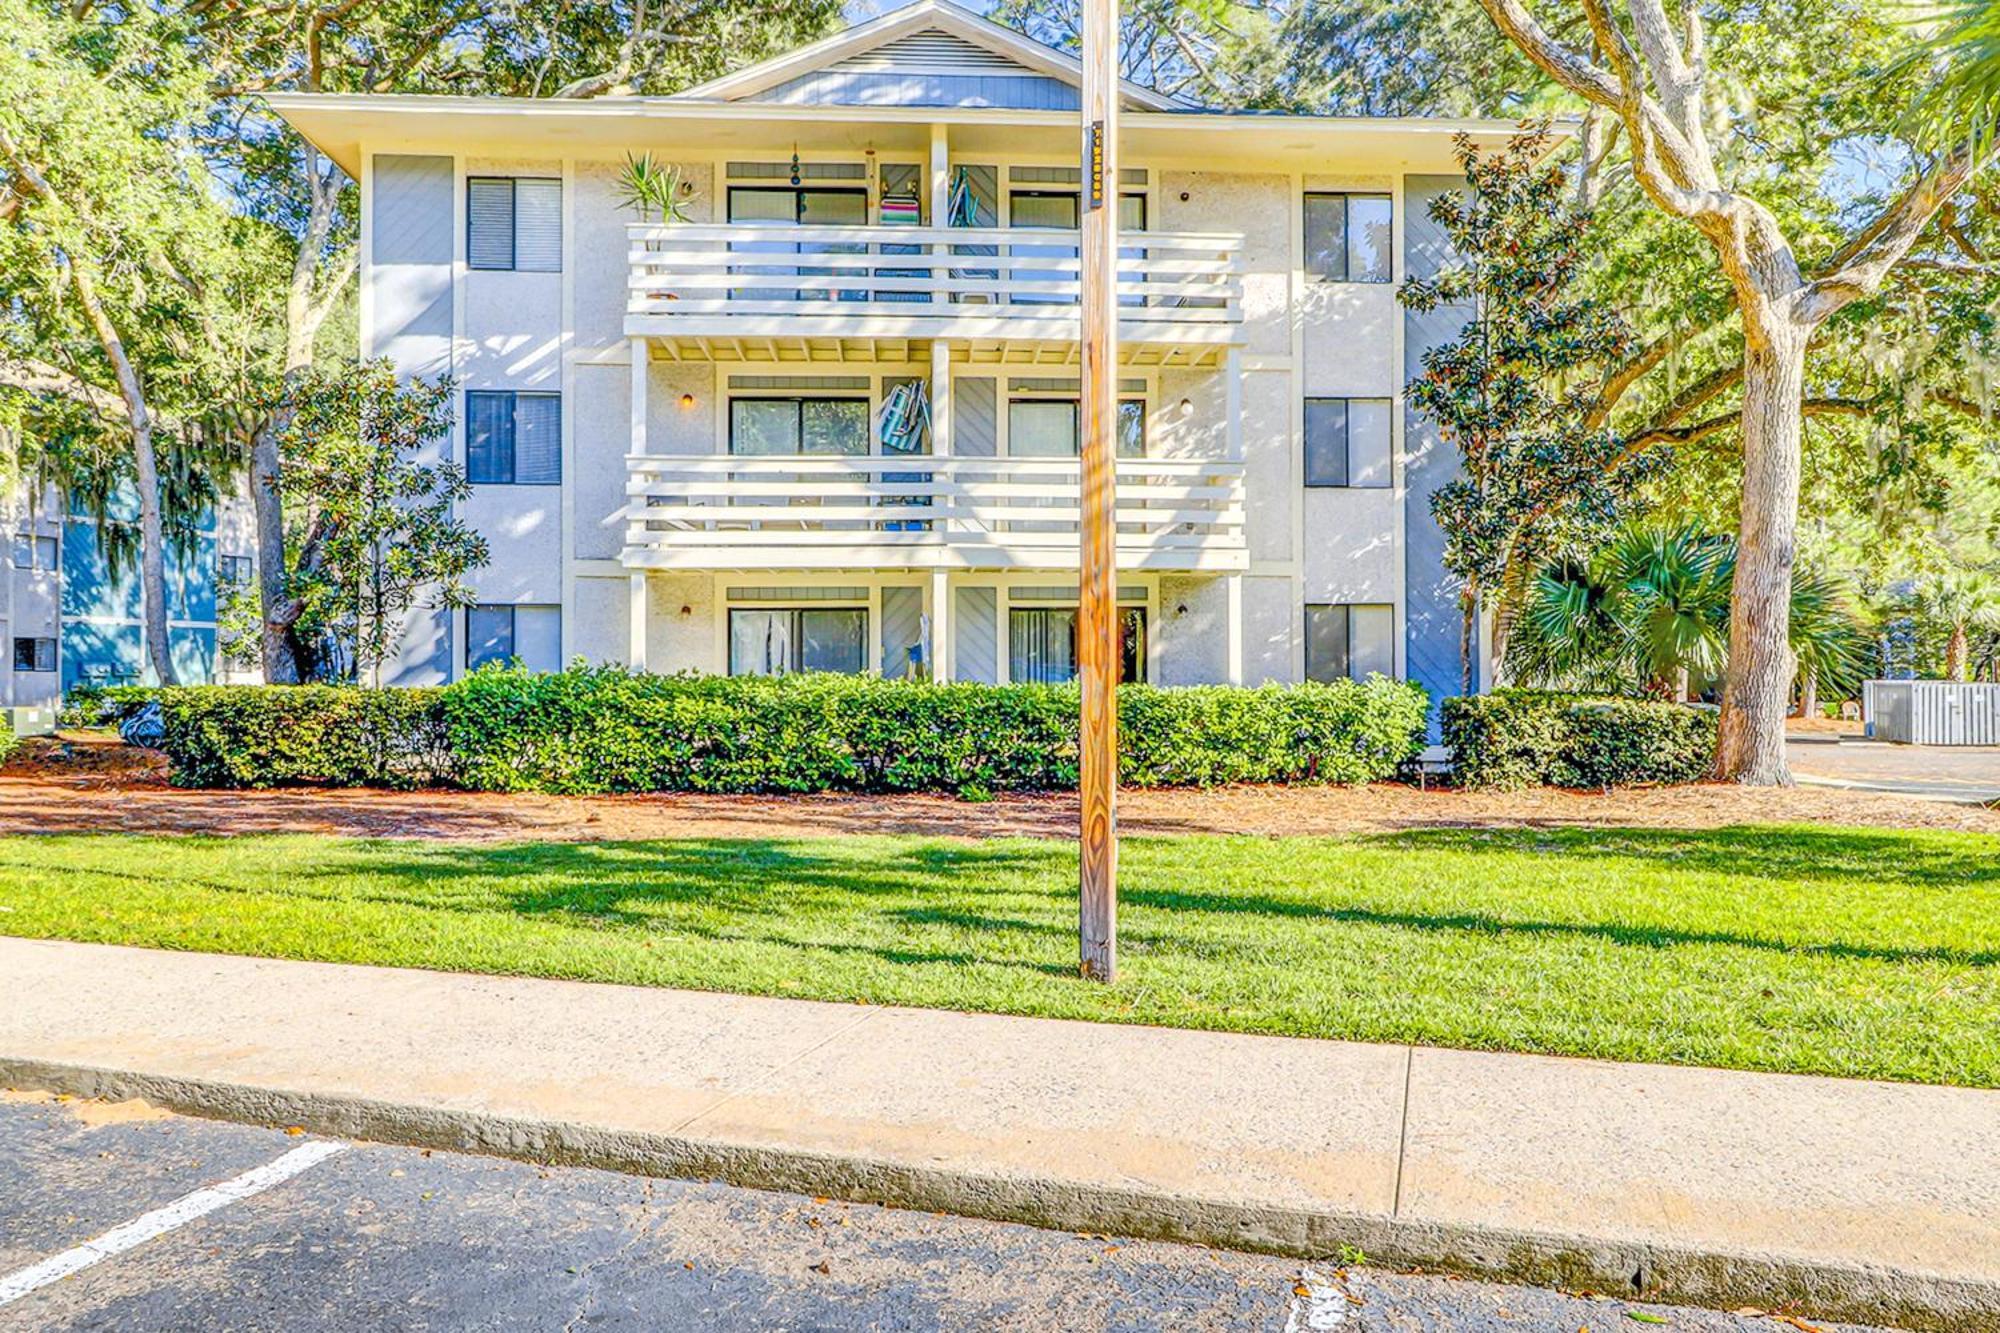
[626,223,1243,341]
[616,453,1247,571]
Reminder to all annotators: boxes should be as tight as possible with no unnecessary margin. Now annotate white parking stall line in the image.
[0,1139,347,1307]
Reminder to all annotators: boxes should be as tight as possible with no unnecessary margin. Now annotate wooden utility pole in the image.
[1077,0,1119,982]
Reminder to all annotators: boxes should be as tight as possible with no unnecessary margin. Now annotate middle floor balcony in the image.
[615,452,1247,572]
[626,222,1244,366]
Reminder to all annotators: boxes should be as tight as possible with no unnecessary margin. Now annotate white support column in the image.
[628,337,650,671]
[930,567,951,681]
[929,123,950,308]
[629,572,648,671]
[1224,343,1245,685]
[930,338,953,457]
[1226,574,1244,686]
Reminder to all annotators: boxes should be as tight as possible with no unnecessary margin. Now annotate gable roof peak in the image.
[671,0,1184,112]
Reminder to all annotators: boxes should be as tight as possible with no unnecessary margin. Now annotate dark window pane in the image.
[1303,399,1349,487]
[1348,195,1394,282]
[1305,604,1351,683]
[466,391,515,483]
[1119,607,1147,683]
[798,609,866,673]
[1009,608,1078,683]
[467,178,515,270]
[802,399,868,455]
[1303,195,1345,280]
[465,605,515,670]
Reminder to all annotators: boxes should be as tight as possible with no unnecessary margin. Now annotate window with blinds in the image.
[466,391,562,484]
[467,177,561,272]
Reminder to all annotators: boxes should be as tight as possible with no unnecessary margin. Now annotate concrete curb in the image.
[7,1056,1993,1333]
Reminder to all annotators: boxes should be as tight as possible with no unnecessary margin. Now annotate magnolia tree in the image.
[1400,128,1664,692]
[1472,0,2000,784]
[224,362,487,682]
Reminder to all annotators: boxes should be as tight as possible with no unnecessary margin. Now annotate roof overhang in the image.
[258,92,1571,181]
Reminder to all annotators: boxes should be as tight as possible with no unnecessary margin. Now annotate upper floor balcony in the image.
[625,222,1244,365]
[616,452,1247,572]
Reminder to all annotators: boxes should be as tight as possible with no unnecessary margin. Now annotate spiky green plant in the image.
[613,153,696,224]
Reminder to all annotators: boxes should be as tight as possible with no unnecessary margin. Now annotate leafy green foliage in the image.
[1400,128,1664,689]
[1442,690,1719,790]
[1509,524,1870,700]
[226,361,487,682]
[154,669,1430,794]
[158,685,454,788]
[0,710,14,766]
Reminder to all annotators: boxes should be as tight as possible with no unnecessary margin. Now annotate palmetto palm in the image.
[1789,568,1871,709]
[1508,525,1870,705]
[1906,1,2000,156]
[1608,526,1733,698]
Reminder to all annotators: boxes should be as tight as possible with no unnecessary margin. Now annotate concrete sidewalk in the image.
[1,937,1995,1330]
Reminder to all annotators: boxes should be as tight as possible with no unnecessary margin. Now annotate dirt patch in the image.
[1,767,1993,841]
[3,733,169,788]
[1,1087,172,1127]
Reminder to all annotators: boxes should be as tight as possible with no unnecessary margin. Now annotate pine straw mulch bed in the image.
[4,732,1993,842]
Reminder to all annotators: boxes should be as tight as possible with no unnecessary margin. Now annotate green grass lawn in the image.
[1,826,1995,1087]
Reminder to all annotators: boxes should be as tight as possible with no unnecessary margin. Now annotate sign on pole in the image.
[1077,0,1119,982]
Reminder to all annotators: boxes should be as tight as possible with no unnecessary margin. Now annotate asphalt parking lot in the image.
[0,1091,1896,1332]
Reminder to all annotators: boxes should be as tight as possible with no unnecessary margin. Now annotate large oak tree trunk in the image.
[1714,323,1809,785]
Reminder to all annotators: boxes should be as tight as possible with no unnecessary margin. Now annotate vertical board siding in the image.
[754,71,1082,109]
[954,586,999,683]
[881,585,923,677]
[957,378,998,456]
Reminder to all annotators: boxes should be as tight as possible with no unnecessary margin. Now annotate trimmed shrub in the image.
[159,685,454,789]
[156,667,1430,795]
[1443,689,1717,789]
[0,711,15,766]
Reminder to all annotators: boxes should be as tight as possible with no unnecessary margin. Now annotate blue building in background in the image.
[60,501,225,693]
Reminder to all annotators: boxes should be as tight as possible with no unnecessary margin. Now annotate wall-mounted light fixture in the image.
[1178,397,1194,418]
[1179,191,1191,202]
[679,392,696,410]
[678,604,693,618]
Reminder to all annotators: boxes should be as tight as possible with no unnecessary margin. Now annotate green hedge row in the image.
[160,686,455,789]
[1441,689,1717,789]
[0,711,15,766]
[157,667,1430,795]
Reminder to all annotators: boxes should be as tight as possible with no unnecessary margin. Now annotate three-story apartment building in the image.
[267,0,1502,711]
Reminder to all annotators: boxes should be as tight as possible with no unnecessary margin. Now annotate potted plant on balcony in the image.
[616,152,697,304]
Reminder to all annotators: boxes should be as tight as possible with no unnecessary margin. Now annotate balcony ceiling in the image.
[643,333,1229,368]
